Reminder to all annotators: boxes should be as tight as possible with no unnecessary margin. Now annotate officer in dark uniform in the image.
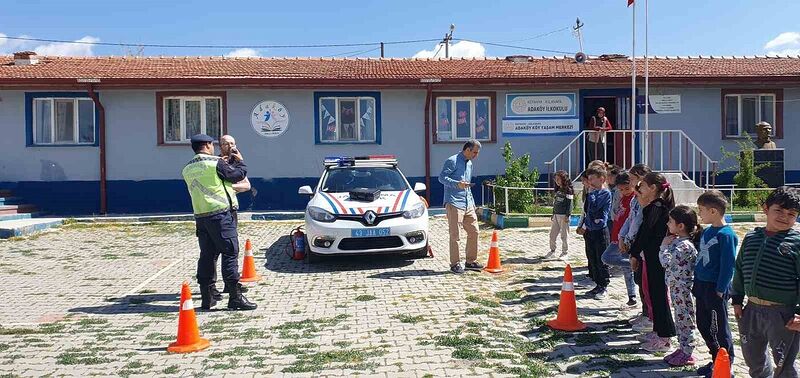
[182,134,257,311]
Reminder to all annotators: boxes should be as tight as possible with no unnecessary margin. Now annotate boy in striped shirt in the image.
[733,186,800,377]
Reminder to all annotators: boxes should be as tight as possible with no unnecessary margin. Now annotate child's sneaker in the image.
[544,250,556,259]
[558,250,569,259]
[628,314,645,325]
[632,317,654,332]
[641,337,671,353]
[667,350,696,367]
[662,349,682,362]
[696,362,713,376]
[626,296,637,306]
[636,331,657,343]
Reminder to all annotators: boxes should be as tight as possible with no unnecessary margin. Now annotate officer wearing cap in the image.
[182,134,257,311]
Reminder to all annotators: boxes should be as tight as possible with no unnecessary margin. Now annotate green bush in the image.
[718,136,770,209]
[492,142,540,214]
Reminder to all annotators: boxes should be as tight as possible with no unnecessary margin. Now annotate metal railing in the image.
[544,130,718,189]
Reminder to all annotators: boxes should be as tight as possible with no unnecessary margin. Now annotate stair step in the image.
[0,213,33,222]
[0,197,21,206]
[0,218,63,239]
[0,205,37,215]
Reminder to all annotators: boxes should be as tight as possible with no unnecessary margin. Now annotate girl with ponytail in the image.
[657,205,702,366]
[628,172,677,352]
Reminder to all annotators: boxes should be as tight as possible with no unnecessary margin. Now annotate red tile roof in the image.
[1,55,799,87]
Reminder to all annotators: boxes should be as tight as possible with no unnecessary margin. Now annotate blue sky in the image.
[1,0,798,58]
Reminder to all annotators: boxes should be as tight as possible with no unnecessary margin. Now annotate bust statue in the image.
[755,121,777,149]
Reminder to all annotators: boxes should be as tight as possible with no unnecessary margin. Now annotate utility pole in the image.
[380,42,384,58]
[443,24,455,58]
[573,18,584,54]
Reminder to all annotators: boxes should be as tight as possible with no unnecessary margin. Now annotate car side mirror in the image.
[298,185,314,195]
[413,182,427,192]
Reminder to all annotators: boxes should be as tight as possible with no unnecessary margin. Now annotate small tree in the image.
[493,142,539,214]
[718,135,769,209]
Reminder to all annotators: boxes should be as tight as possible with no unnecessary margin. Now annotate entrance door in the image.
[583,97,616,165]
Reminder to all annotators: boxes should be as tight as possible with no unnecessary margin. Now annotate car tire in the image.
[410,244,429,259]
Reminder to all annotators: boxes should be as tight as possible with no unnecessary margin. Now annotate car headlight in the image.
[308,206,336,222]
[403,202,426,219]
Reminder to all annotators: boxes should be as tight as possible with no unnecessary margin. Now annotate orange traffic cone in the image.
[711,348,731,378]
[484,231,504,273]
[167,281,211,353]
[547,264,586,331]
[239,239,262,282]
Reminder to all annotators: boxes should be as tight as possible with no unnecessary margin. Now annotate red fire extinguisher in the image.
[291,227,306,260]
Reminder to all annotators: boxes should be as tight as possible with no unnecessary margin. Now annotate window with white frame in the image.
[163,96,222,143]
[318,96,376,143]
[724,94,776,137]
[32,98,95,145]
[436,97,491,142]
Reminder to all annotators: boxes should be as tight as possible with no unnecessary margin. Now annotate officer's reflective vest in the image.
[182,154,239,217]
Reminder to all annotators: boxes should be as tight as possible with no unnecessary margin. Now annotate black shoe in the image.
[464,262,484,271]
[450,264,465,274]
[226,281,257,311]
[697,362,713,376]
[626,296,637,306]
[200,284,217,310]
[223,282,248,294]
[211,285,223,301]
[586,286,602,296]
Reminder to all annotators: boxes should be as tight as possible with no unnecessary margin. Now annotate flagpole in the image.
[631,1,636,167]
[644,0,650,165]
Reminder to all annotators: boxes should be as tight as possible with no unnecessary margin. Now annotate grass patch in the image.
[495,290,522,300]
[162,365,179,374]
[142,312,173,318]
[466,295,501,308]
[278,342,319,356]
[452,347,483,360]
[56,351,114,365]
[393,314,427,324]
[373,328,388,334]
[271,314,350,339]
[77,318,109,326]
[575,331,603,346]
[289,309,301,315]
[282,348,386,373]
[208,346,252,359]
[465,307,491,315]
[354,294,377,302]
[138,289,157,294]
[145,333,173,341]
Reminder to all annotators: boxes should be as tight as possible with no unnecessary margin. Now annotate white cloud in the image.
[33,36,99,56]
[413,41,486,58]
[225,48,260,58]
[767,48,800,56]
[764,32,800,50]
[0,33,35,53]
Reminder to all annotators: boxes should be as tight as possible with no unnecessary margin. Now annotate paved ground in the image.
[0,218,781,377]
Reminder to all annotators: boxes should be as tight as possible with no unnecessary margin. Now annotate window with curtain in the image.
[317,94,379,143]
[162,96,222,143]
[723,94,776,137]
[32,97,95,145]
[435,96,492,142]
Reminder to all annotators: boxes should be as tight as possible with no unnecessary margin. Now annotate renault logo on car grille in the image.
[364,211,377,225]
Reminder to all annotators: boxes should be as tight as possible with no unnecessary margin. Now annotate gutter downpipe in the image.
[86,84,107,215]
[424,84,432,202]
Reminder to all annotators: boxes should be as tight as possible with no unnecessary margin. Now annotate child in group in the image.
[732,186,800,377]
[547,170,574,259]
[628,172,676,352]
[693,190,738,377]
[580,166,612,299]
[618,164,653,330]
[659,205,702,366]
[606,164,623,223]
[600,172,638,305]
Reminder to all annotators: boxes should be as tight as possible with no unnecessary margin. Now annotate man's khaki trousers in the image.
[446,203,479,266]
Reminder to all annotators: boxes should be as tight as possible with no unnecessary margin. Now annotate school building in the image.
[0,51,798,215]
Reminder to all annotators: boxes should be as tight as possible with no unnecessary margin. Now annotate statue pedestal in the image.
[750,149,785,187]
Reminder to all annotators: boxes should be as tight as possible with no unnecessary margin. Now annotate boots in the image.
[200,284,217,310]
[226,280,257,311]
[222,282,248,294]
[210,284,223,301]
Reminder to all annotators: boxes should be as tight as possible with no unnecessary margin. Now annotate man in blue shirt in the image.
[439,140,481,274]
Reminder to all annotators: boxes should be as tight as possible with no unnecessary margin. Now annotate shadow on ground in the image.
[69,293,179,315]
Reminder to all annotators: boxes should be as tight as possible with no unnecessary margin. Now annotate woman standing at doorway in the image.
[587,107,613,162]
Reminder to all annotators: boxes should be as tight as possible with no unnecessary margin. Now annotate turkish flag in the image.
[627,0,634,6]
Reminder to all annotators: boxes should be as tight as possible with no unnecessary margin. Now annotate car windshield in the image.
[322,167,408,193]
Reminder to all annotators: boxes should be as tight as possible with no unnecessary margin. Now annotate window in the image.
[156,91,227,145]
[722,90,782,139]
[315,93,380,144]
[434,93,495,143]
[30,97,95,145]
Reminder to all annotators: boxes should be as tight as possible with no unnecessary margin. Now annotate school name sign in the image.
[502,93,580,136]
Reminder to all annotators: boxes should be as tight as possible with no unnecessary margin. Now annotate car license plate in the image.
[351,228,390,237]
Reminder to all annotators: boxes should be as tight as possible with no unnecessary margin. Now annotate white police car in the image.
[298,156,429,262]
